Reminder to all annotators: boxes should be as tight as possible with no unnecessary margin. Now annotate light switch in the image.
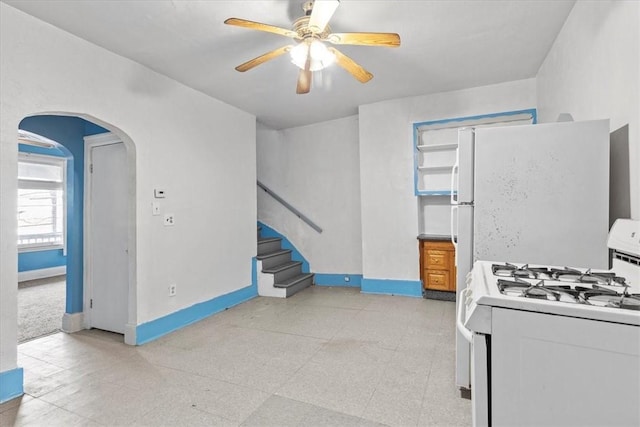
[152,202,161,216]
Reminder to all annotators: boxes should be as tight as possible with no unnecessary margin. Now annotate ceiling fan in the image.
[224,0,400,94]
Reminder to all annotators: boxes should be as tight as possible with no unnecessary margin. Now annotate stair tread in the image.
[258,237,282,244]
[256,249,291,260]
[262,261,302,274]
[274,273,314,288]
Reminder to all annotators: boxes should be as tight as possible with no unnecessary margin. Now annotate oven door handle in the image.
[456,287,473,343]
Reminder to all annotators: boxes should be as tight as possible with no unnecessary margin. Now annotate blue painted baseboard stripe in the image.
[361,278,423,297]
[314,273,362,287]
[136,258,258,345]
[0,367,24,404]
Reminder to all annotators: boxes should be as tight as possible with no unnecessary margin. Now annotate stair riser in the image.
[261,252,292,269]
[273,264,303,283]
[284,276,313,297]
[257,240,282,255]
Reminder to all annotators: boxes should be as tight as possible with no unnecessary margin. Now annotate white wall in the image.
[358,79,537,281]
[0,4,256,372]
[257,116,362,274]
[537,0,640,219]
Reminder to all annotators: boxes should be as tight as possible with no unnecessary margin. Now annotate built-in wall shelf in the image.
[416,143,458,152]
[417,165,452,172]
[413,125,457,196]
[412,109,537,197]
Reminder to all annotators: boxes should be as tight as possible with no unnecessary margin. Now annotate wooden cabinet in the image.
[420,240,456,292]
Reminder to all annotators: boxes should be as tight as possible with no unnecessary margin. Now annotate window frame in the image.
[17,152,67,253]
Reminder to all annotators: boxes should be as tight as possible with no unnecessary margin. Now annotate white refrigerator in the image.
[452,119,610,390]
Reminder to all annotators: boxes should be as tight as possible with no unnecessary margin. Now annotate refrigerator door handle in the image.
[450,161,459,205]
[451,205,458,264]
[456,287,473,343]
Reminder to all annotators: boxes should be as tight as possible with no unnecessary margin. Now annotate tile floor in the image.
[0,287,471,426]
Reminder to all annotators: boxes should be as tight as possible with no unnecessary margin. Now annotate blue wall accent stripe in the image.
[18,249,66,272]
[258,221,310,273]
[361,278,423,297]
[0,367,24,404]
[136,258,258,345]
[314,273,362,287]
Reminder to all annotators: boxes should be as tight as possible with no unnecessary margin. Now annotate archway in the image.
[17,112,137,345]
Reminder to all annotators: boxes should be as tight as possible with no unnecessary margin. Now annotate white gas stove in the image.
[458,219,640,426]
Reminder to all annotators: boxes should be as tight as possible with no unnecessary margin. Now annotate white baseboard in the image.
[18,266,66,282]
[61,312,84,333]
[124,323,137,346]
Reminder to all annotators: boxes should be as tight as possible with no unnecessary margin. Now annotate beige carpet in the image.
[18,275,66,343]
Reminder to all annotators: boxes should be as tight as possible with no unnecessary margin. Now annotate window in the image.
[17,154,66,251]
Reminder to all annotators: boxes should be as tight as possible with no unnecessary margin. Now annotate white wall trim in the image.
[61,312,84,333]
[18,266,66,282]
[83,132,122,145]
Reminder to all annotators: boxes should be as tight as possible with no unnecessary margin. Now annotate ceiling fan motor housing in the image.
[293,16,330,40]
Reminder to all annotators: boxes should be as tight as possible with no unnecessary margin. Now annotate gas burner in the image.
[497,279,578,303]
[492,263,551,279]
[496,275,639,309]
[585,293,640,311]
[551,267,628,287]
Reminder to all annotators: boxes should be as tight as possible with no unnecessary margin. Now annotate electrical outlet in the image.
[169,284,176,297]
[164,214,175,226]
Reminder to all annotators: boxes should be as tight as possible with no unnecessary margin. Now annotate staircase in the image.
[257,226,314,298]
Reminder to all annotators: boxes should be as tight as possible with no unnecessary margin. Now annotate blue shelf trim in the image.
[361,278,423,297]
[314,273,362,287]
[0,367,24,404]
[413,108,537,129]
[413,108,537,196]
[136,257,258,345]
[416,190,457,197]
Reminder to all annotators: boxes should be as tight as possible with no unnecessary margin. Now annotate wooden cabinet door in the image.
[421,240,456,292]
[425,270,450,291]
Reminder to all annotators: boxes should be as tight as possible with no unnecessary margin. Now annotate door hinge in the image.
[90,299,93,308]
[90,164,93,173]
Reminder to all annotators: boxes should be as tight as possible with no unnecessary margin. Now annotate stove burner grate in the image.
[497,279,578,303]
[551,267,627,288]
[492,263,551,279]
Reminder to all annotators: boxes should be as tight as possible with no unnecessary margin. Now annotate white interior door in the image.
[89,142,128,334]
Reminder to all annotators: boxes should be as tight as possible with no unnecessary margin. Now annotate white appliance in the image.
[451,119,610,389]
[457,219,640,426]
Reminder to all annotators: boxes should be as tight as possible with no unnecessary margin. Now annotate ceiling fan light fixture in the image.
[290,40,335,71]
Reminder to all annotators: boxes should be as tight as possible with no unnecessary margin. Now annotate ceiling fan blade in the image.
[296,45,312,94]
[326,32,401,47]
[296,69,312,94]
[328,47,373,83]
[224,18,299,39]
[308,0,339,33]
[235,45,293,72]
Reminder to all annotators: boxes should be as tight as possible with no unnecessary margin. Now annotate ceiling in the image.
[5,0,575,129]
